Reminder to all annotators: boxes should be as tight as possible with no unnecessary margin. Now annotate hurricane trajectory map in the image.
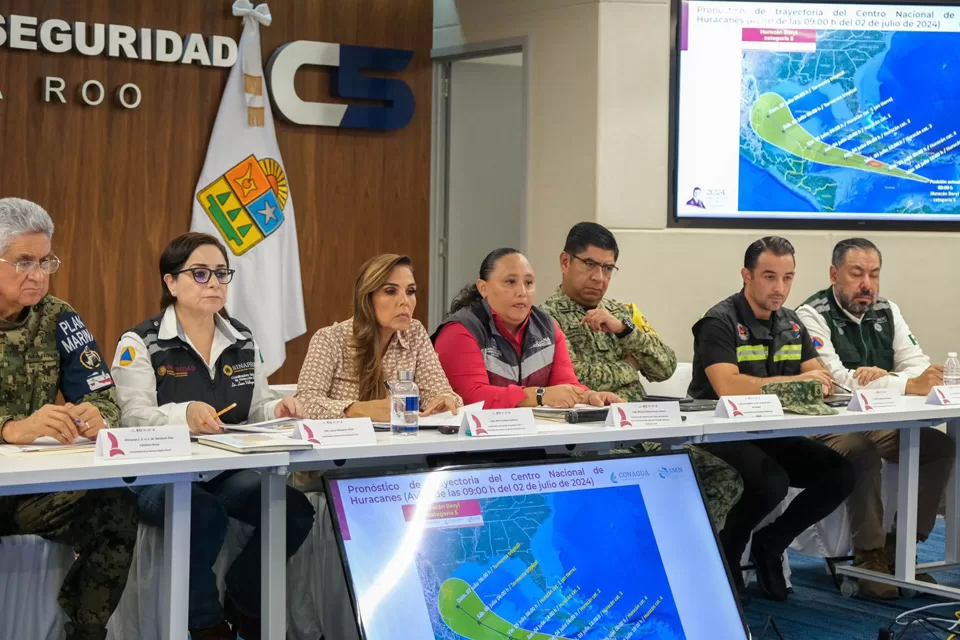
[411,484,685,640]
[740,28,960,215]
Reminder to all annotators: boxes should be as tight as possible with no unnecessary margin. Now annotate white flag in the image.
[191,1,305,375]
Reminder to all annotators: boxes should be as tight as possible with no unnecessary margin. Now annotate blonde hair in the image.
[350,254,413,402]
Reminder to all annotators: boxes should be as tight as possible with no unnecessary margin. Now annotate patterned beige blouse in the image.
[296,318,462,419]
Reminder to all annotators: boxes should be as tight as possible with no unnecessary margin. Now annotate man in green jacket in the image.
[541,222,743,535]
[0,198,137,640]
[797,237,953,599]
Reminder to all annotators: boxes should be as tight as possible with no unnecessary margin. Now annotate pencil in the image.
[214,403,238,419]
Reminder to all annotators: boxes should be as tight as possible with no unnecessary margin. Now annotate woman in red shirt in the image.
[433,248,621,409]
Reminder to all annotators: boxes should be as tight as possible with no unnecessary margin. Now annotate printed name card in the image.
[927,386,960,406]
[462,409,536,437]
[95,426,191,460]
[292,419,377,447]
[605,402,682,428]
[716,395,784,419]
[848,389,902,413]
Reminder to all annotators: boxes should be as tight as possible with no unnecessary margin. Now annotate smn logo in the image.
[197,154,289,256]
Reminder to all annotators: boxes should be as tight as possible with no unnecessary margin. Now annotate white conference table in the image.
[0,443,290,640]
[6,399,960,640]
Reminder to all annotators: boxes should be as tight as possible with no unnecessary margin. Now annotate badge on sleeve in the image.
[56,311,114,401]
[119,346,136,366]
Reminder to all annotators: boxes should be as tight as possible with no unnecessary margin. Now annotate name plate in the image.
[606,402,682,428]
[95,426,191,460]
[462,409,536,437]
[927,386,960,406]
[848,388,902,413]
[716,395,784,419]
[293,419,377,447]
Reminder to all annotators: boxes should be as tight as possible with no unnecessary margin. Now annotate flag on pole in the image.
[191,0,306,375]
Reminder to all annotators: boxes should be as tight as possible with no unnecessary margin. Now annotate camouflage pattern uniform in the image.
[541,288,743,530]
[0,295,137,640]
[541,288,676,401]
[760,380,838,416]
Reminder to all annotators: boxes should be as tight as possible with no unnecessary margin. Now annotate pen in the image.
[214,403,238,419]
[833,381,853,394]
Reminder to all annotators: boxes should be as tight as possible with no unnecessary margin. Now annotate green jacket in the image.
[800,287,895,371]
[540,288,677,401]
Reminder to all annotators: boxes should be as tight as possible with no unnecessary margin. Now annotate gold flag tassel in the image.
[244,73,265,127]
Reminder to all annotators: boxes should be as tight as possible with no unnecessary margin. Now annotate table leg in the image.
[162,482,191,640]
[896,426,920,581]
[262,468,287,640]
[946,419,960,563]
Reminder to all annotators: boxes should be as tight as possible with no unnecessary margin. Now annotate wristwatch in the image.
[616,318,636,339]
[536,388,545,406]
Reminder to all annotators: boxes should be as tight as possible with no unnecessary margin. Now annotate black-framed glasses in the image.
[172,268,235,284]
[0,254,61,275]
[571,253,619,277]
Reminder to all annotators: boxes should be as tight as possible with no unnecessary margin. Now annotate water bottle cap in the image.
[398,371,414,381]
[950,352,958,358]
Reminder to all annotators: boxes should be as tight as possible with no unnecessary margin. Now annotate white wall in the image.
[436,0,600,296]
[446,59,525,308]
[436,0,959,364]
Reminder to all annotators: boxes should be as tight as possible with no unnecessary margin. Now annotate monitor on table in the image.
[325,451,749,639]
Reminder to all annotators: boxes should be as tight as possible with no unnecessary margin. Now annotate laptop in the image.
[324,451,749,639]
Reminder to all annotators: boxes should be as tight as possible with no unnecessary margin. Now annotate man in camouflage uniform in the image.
[541,222,742,531]
[0,198,137,640]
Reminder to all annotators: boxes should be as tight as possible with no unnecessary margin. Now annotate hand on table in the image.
[65,402,107,439]
[853,366,889,386]
[584,391,623,407]
[187,401,224,434]
[0,404,80,444]
[541,385,587,408]
[275,396,305,419]
[906,365,944,396]
[421,394,459,417]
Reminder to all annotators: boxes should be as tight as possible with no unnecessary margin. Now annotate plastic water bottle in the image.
[945,353,960,387]
[390,371,419,436]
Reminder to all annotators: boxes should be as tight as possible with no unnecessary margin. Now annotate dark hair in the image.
[448,248,520,316]
[832,237,882,268]
[744,236,795,271]
[159,232,230,309]
[562,221,619,261]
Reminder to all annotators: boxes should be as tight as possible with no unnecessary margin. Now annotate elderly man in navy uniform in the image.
[0,198,137,640]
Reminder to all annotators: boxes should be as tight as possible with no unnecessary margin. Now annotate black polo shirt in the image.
[688,290,818,399]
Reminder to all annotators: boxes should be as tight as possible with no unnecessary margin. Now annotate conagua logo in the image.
[198,154,289,256]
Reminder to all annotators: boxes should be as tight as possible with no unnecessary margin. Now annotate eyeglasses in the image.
[0,254,61,275]
[172,268,236,285]
[571,254,619,277]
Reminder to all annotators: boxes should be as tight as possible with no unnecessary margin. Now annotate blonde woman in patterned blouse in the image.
[297,254,462,421]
